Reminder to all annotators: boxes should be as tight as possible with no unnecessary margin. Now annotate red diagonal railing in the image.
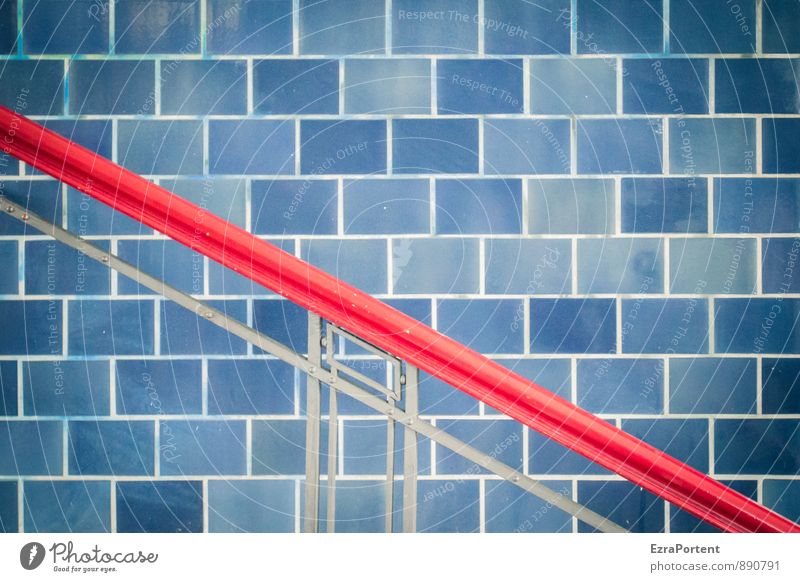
[1,105,797,533]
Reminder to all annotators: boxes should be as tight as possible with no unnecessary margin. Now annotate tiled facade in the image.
[1,0,800,533]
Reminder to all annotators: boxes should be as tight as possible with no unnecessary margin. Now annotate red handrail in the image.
[1,106,797,533]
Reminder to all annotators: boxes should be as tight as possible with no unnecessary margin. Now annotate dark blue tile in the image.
[0,149,18,176]
[206,238,295,297]
[341,419,390,475]
[419,371,480,415]
[670,0,755,54]
[253,419,328,475]
[714,178,800,233]
[485,480,573,533]
[0,421,62,475]
[393,0,478,54]
[438,299,523,354]
[0,301,62,355]
[254,59,338,114]
[496,358,572,401]
[69,420,154,476]
[577,481,664,533]
[23,361,110,416]
[578,119,663,174]
[715,419,800,475]
[0,60,64,115]
[670,358,756,414]
[763,480,800,523]
[209,119,295,175]
[69,60,154,115]
[161,300,248,355]
[764,0,800,53]
[301,120,387,175]
[622,299,709,354]
[0,480,16,532]
[299,0,384,54]
[392,238,479,294]
[435,419,523,475]
[38,119,113,159]
[669,118,756,174]
[160,420,246,475]
[529,179,614,234]
[117,239,200,296]
[670,480,756,533]
[393,118,479,174]
[670,238,757,293]
[344,178,429,234]
[68,300,154,356]
[161,59,247,115]
[23,0,108,53]
[164,177,246,228]
[529,431,610,475]
[301,239,388,294]
[67,187,147,235]
[252,300,307,353]
[764,238,800,293]
[25,240,111,295]
[484,119,571,174]
[578,238,664,293]
[208,480,294,532]
[24,480,110,533]
[624,58,708,114]
[116,359,202,415]
[345,59,431,114]
[0,0,16,54]
[0,361,16,416]
[622,418,709,472]
[577,358,664,414]
[0,240,17,294]
[576,0,663,53]
[485,0,570,55]
[621,178,708,233]
[115,0,201,54]
[437,59,523,114]
[764,118,800,174]
[417,479,479,532]
[117,481,202,533]
[208,359,294,415]
[485,239,571,294]
[763,358,800,414]
[436,179,521,234]
[530,299,616,354]
[207,0,292,55]
[716,59,800,114]
[530,59,616,115]
[251,179,336,235]
[118,120,203,175]
[716,298,800,354]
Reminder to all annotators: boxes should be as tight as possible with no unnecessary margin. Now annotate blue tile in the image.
[419,372,480,415]
[670,358,756,414]
[670,238,757,294]
[0,60,64,115]
[576,0,663,53]
[0,421,62,475]
[23,361,110,416]
[763,358,800,414]
[0,240,17,294]
[301,239,387,294]
[69,60,154,115]
[0,480,16,532]
[0,0,16,54]
[207,0,292,55]
[208,359,294,415]
[23,0,108,53]
[716,299,800,354]
[578,238,664,294]
[0,301,62,355]
[115,0,201,54]
[116,481,202,533]
[392,238,480,294]
[622,299,709,354]
[529,179,615,234]
[0,149,18,176]
[301,120,387,175]
[484,0,570,55]
[484,119,571,174]
[622,418,709,472]
[436,179,521,234]
[577,481,664,533]
[253,419,328,475]
[577,358,664,414]
[118,120,203,175]
[164,177,247,229]
[208,480,295,532]
[209,119,295,175]
[254,59,338,114]
[0,361,16,416]
[299,0,384,54]
[669,118,756,174]
[716,59,800,114]
[161,300,248,355]
[341,419,390,475]
[252,300,308,353]
[764,0,800,53]
[393,0,478,54]
[671,479,756,533]
[764,238,800,293]
[437,59,523,114]
[715,419,800,475]
[621,178,708,233]
[670,0,755,54]
[117,239,200,296]
[116,359,202,415]
[25,240,111,295]
[68,300,154,356]
[24,481,110,533]
[317,480,389,533]
[529,431,610,475]
[764,118,800,174]
[160,420,246,475]
[161,59,247,115]
[67,187,148,236]
[345,58,430,114]
[531,299,616,354]
[38,119,113,159]
[252,179,336,235]
[436,419,523,475]
[485,239,571,294]
[623,58,708,114]
[69,420,154,476]
[530,59,616,115]
[714,178,800,233]
[578,119,663,174]
[207,239,295,296]
[393,118,479,174]
[763,480,800,523]
[485,479,572,533]
[497,358,572,401]
[417,479,479,532]
[438,299,524,354]
[344,178,429,234]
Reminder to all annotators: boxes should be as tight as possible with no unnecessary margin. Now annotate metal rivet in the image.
[5,205,14,213]
[308,365,317,374]
[329,376,337,384]
[386,408,395,416]
[399,374,406,385]
[405,418,414,426]
[101,255,109,263]
[320,337,327,347]
[21,213,29,221]
[204,312,214,319]
[512,475,520,483]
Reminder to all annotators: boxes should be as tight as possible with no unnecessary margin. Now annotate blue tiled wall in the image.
[1,0,799,534]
